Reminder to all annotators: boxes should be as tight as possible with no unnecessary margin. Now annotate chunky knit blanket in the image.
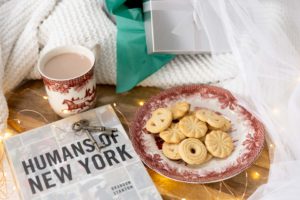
[0,0,240,131]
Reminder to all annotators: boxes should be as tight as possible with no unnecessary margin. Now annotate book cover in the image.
[4,105,161,200]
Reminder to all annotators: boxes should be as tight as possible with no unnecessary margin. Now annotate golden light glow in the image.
[0,129,15,142]
[269,144,274,148]
[138,101,144,106]
[182,198,186,200]
[113,103,117,107]
[4,132,11,138]
[251,171,261,180]
[62,110,70,114]
[43,96,48,100]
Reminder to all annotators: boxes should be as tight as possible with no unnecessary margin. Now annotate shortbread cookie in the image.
[160,123,186,143]
[205,130,234,158]
[220,119,232,132]
[171,101,190,120]
[178,138,207,165]
[196,109,225,129]
[208,118,231,132]
[162,142,181,160]
[146,108,172,133]
[179,115,208,138]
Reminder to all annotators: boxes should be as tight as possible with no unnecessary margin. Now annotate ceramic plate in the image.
[130,85,265,183]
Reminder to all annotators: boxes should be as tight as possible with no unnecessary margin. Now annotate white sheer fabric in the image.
[194,0,300,199]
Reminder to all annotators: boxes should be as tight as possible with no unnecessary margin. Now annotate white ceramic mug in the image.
[38,45,96,117]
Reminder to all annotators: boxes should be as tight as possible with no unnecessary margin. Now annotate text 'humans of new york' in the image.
[21,132,133,194]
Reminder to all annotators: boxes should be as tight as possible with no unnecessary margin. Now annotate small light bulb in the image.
[251,171,260,180]
[62,110,69,114]
[43,96,48,100]
[113,103,117,107]
[4,132,11,138]
[138,101,144,106]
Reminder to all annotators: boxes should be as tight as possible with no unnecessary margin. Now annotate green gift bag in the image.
[105,0,175,93]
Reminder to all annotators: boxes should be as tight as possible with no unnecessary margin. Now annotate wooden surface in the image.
[6,80,270,200]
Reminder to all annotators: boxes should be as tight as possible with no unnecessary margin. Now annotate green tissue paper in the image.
[105,0,175,93]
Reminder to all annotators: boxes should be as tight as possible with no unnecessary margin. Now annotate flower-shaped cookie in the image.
[205,130,234,158]
[179,115,208,138]
[160,123,186,143]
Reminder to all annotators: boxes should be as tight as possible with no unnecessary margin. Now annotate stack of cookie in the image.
[145,102,234,165]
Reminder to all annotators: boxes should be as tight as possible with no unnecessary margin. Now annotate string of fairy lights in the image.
[0,94,272,199]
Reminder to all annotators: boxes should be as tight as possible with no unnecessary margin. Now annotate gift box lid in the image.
[143,0,230,54]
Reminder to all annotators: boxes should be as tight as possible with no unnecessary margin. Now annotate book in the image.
[4,105,162,200]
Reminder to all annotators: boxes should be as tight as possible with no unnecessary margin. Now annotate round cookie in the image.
[162,142,181,160]
[178,115,208,138]
[195,109,226,129]
[146,108,172,134]
[171,101,190,120]
[160,123,186,143]
[178,138,207,165]
[205,130,234,158]
[195,109,215,122]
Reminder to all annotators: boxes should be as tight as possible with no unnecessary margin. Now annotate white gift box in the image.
[143,0,231,54]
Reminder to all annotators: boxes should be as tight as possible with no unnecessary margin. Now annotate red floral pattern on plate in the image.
[130,85,265,183]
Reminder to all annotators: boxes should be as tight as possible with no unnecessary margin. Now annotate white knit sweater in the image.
[0,0,240,131]
[7,0,300,200]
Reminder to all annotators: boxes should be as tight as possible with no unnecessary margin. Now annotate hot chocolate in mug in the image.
[38,45,97,117]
